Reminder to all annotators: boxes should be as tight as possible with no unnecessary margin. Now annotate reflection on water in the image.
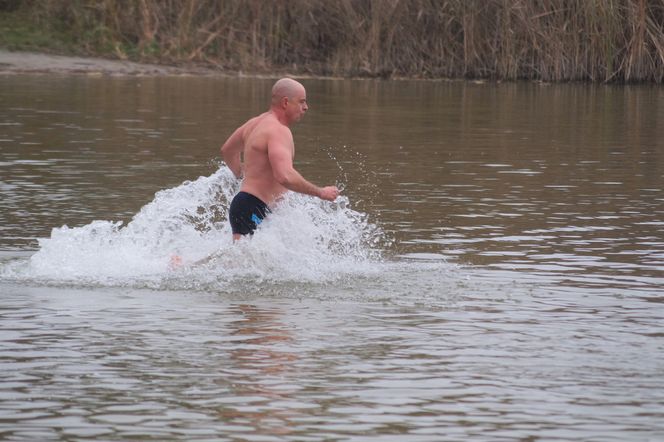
[224,304,298,437]
[0,75,663,440]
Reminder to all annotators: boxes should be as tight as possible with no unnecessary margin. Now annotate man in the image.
[221,78,340,240]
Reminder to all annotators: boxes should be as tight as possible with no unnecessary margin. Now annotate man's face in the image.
[286,87,308,123]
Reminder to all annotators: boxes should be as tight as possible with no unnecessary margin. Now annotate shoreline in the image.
[0,49,468,82]
[2,1,661,84]
[0,49,368,81]
[0,49,226,77]
[1,50,645,86]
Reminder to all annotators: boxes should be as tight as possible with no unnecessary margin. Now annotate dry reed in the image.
[17,0,664,82]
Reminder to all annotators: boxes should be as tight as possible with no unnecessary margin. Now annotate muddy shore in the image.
[0,50,225,77]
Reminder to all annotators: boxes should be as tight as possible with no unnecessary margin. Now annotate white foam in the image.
[2,165,390,289]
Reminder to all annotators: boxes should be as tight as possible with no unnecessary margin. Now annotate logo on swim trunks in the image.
[251,213,263,225]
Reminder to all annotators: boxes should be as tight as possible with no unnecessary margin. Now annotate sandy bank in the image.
[0,50,222,77]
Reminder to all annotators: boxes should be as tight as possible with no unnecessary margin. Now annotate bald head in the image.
[271,78,305,106]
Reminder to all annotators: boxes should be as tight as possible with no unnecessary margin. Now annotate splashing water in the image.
[1,165,393,290]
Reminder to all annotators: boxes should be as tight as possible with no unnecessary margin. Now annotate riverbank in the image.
[2,1,662,83]
[0,49,220,77]
[0,50,355,80]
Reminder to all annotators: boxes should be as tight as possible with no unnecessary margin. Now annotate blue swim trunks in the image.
[229,191,270,235]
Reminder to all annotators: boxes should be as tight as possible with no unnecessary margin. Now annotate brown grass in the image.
[13,0,664,82]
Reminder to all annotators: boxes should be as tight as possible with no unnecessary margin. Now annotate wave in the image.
[0,165,406,291]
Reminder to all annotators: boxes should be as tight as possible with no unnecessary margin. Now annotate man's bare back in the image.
[234,112,290,205]
[221,78,339,239]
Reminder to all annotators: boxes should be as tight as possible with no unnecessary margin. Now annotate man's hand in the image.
[319,186,340,201]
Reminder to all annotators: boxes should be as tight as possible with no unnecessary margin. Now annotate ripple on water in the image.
[1,76,663,441]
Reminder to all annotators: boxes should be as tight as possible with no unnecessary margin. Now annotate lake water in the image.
[0,75,663,441]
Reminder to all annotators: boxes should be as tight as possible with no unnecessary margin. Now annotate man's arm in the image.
[268,128,339,201]
[220,126,244,179]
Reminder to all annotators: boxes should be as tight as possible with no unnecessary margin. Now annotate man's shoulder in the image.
[261,117,292,138]
[245,112,284,128]
[243,113,291,145]
[241,113,272,138]
[243,113,267,130]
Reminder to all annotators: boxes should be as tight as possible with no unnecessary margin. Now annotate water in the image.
[1,75,663,441]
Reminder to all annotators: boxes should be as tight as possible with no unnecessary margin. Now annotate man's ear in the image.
[281,97,289,109]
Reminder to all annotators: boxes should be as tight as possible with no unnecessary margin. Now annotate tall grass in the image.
[14,0,664,82]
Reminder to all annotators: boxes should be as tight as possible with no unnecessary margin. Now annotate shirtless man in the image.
[221,78,340,240]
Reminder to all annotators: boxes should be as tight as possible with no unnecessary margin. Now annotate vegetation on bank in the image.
[1,0,663,82]
[0,8,75,54]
